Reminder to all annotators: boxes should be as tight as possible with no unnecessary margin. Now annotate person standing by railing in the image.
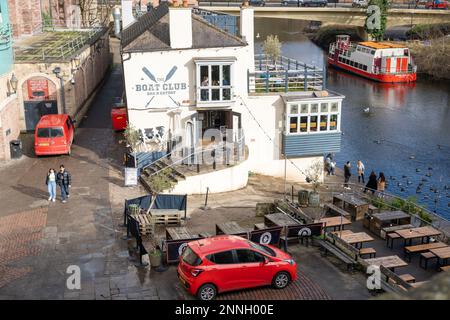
[377,172,386,198]
[344,161,352,190]
[365,171,377,195]
[357,160,365,184]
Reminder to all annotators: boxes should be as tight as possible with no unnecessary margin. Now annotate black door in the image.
[24,100,58,131]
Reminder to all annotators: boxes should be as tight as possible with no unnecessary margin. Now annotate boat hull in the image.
[328,58,417,83]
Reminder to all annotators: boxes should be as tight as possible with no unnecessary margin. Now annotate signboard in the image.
[27,79,49,100]
[165,238,202,264]
[249,226,283,246]
[124,167,138,186]
[286,223,323,238]
[127,61,189,109]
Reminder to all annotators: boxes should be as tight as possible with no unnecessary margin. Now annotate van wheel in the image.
[272,272,290,289]
[197,284,217,301]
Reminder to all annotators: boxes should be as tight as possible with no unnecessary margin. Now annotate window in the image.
[50,127,64,137]
[320,115,328,131]
[289,116,298,133]
[248,241,276,257]
[286,100,340,135]
[208,250,235,264]
[182,247,202,266]
[37,128,50,138]
[198,63,233,103]
[236,250,265,263]
[309,116,318,132]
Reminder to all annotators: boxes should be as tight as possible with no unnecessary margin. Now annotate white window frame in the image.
[285,100,341,135]
[196,62,234,104]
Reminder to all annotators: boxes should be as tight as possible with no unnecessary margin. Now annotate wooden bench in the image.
[317,240,356,271]
[379,265,412,291]
[404,242,447,262]
[368,204,380,215]
[359,247,377,258]
[419,252,437,269]
[254,223,267,230]
[386,232,401,249]
[198,232,213,238]
[439,265,450,272]
[324,203,351,219]
[398,274,416,283]
[410,281,429,288]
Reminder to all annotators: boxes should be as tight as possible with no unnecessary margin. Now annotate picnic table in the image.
[430,246,450,270]
[318,216,352,231]
[368,211,411,238]
[264,212,302,227]
[395,226,442,246]
[381,224,415,240]
[216,221,249,237]
[337,231,374,249]
[332,194,369,221]
[166,227,197,241]
[364,255,408,272]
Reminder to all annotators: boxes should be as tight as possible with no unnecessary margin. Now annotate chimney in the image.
[121,0,136,29]
[169,3,192,49]
[240,5,255,72]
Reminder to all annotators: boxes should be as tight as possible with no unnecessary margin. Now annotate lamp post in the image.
[53,67,66,114]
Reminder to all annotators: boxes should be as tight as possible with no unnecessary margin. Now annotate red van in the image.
[34,114,75,156]
[111,97,127,131]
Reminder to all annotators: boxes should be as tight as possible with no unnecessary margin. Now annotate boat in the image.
[327,35,417,83]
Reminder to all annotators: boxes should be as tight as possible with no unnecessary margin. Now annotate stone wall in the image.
[7,0,42,38]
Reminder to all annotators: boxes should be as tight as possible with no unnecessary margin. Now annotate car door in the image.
[234,249,272,289]
[207,250,240,293]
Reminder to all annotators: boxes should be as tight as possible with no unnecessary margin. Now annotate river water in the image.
[255,19,450,219]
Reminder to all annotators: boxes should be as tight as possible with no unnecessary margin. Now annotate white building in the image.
[120,2,344,194]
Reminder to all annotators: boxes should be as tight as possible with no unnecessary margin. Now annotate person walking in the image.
[357,160,365,184]
[57,165,71,203]
[365,171,378,194]
[330,160,336,176]
[344,161,352,189]
[377,172,386,197]
[45,168,57,202]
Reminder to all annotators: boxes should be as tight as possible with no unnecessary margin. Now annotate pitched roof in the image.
[121,3,247,53]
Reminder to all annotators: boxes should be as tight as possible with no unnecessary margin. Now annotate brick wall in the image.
[8,0,43,38]
[0,96,20,161]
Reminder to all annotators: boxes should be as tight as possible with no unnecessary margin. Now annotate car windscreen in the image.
[248,241,276,257]
[182,246,202,266]
[50,127,64,138]
[37,128,50,138]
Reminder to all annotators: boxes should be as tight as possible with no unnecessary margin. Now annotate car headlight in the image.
[283,259,295,265]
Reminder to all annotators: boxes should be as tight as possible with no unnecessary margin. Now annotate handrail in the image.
[142,134,246,177]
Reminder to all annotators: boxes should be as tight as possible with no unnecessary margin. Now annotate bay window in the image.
[286,100,341,135]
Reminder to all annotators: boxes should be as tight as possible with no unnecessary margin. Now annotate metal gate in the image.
[24,100,58,131]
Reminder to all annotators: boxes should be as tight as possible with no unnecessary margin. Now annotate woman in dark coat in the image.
[365,171,378,194]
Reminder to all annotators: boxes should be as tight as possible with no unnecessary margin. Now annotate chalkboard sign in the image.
[249,226,283,246]
[165,238,202,264]
[124,167,138,186]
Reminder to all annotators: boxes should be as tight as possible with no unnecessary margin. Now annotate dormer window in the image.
[196,59,234,103]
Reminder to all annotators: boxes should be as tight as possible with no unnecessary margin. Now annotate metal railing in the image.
[250,54,325,93]
[291,181,450,241]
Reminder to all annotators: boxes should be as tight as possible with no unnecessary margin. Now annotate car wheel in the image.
[272,271,290,289]
[197,283,217,301]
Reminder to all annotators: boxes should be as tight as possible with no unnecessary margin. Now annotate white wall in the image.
[167,159,249,195]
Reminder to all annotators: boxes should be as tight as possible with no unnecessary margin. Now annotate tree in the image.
[145,168,177,214]
[304,160,324,194]
[78,0,116,27]
[123,122,141,167]
[365,0,390,41]
[263,35,282,70]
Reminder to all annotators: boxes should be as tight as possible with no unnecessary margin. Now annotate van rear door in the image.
[36,127,52,152]
[50,127,67,153]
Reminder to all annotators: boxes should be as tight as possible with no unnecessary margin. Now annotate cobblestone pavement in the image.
[217,271,331,300]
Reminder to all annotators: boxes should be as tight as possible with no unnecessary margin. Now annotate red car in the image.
[425,0,449,9]
[177,235,297,300]
[34,114,75,156]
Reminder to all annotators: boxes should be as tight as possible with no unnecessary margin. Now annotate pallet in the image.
[131,213,155,236]
[149,209,182,226]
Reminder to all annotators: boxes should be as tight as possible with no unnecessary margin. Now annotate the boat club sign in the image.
[130,65,188,108]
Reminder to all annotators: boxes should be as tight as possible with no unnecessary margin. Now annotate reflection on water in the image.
[255,18,450,219]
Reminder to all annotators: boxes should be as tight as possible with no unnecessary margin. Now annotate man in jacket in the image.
[56,165,71,203]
